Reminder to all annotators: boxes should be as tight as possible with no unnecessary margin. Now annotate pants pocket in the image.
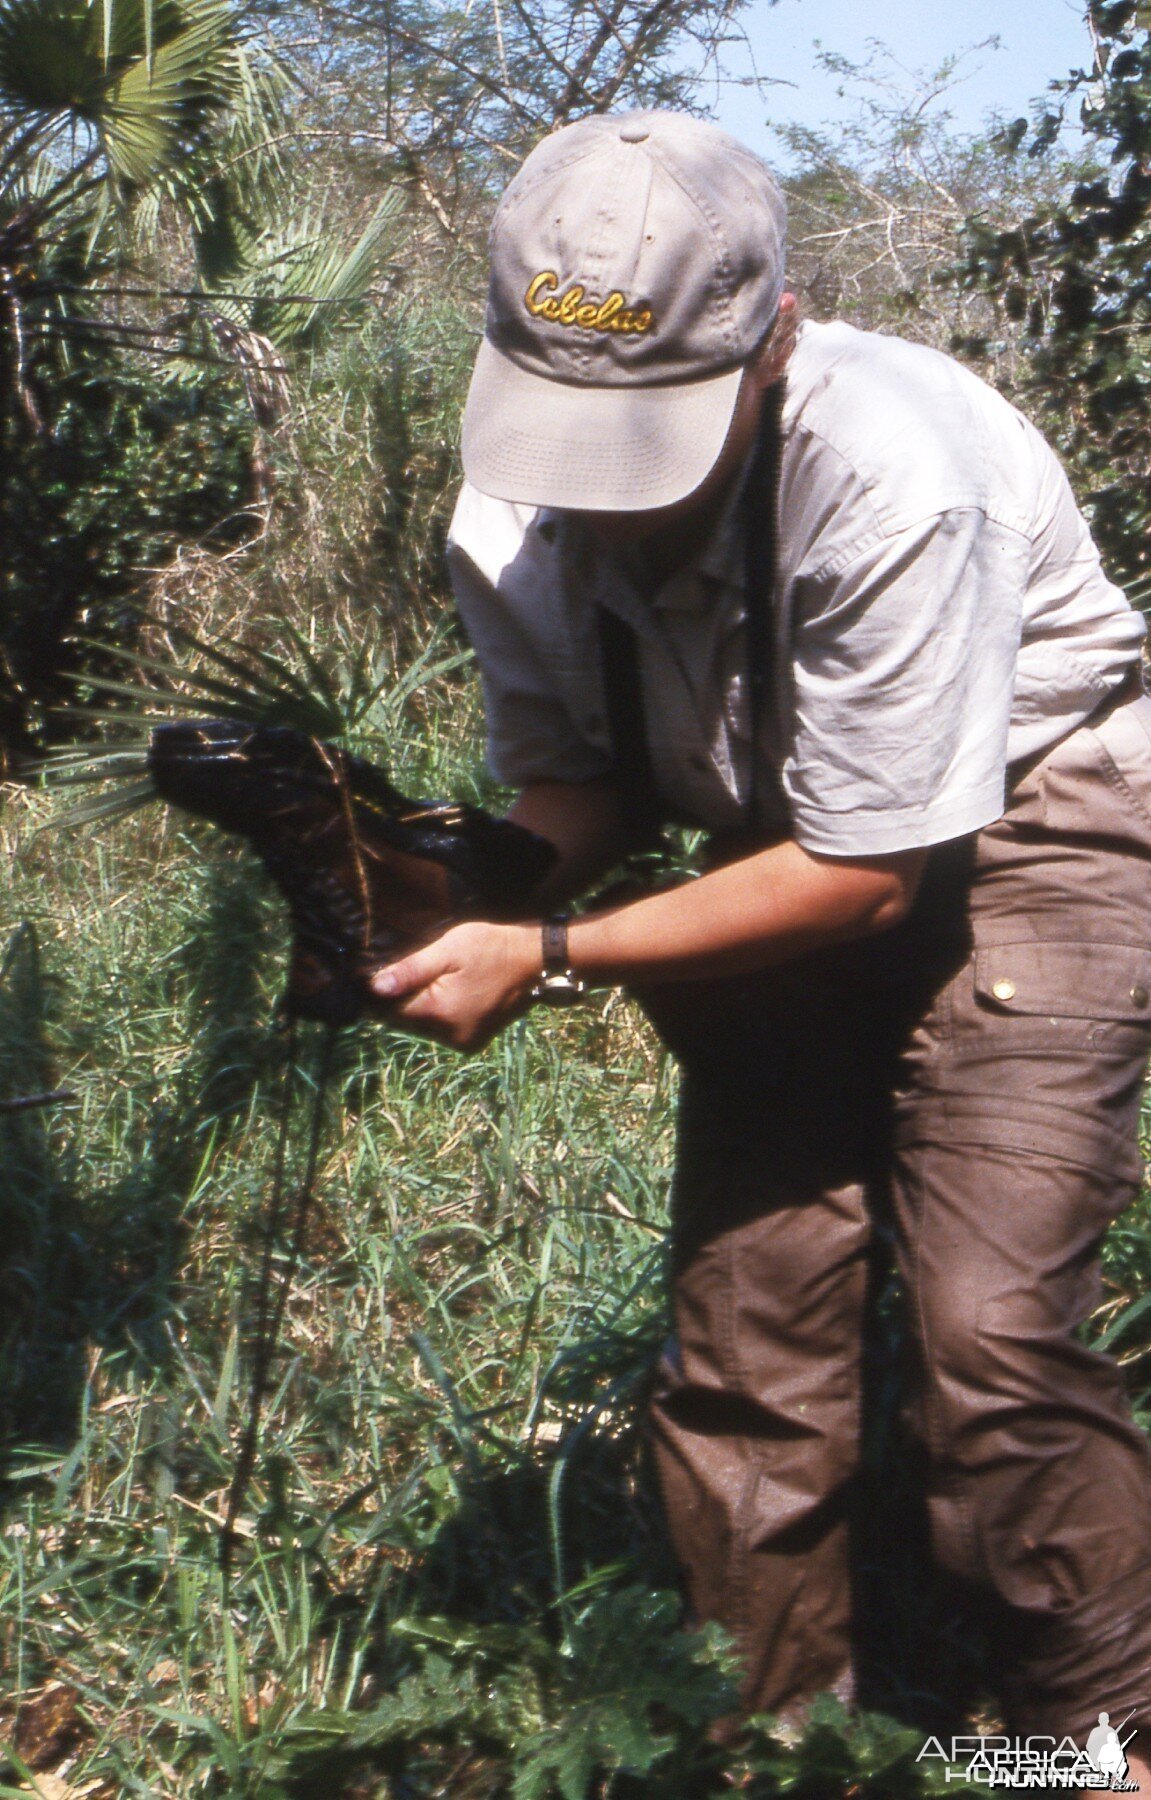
[901,938,1151,1188]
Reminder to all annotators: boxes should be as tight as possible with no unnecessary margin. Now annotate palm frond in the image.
[32,617,365,825]
[80,639,319,717]
[66,657,341,735]
[239,190,403,351]
[48,776,156,826]
[38,750,149,782]
[137,35,286,273]
[160,621,312,703]
[0,0,107,122]
[100,0,243,184]
[162,624,348,729]
[31,593,485,838]
[0,0,274,187]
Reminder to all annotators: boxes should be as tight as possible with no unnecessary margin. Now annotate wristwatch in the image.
[530,914,588,1006]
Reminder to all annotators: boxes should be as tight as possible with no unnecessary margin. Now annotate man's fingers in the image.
[363,921,532,1052]
[369,948,439,1000]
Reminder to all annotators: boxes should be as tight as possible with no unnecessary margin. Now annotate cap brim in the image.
[461,336,745,512]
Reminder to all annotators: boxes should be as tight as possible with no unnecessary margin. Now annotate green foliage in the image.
[958,0,1151,587]
[29,605,485,834]
[264,1592,738,1797]
[0,354,256,760]
[0,0,404,766]
[0,0,257,184]
[0,0,275,760]
[260,280,481,663]
[0,0,285,279]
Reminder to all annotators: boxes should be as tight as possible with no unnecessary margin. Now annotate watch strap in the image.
[541,913,569,974]
[531,913,587,1005]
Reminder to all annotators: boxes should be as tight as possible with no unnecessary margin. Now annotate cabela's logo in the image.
[523,271,654,335]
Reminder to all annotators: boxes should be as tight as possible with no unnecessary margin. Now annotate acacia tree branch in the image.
[373,11,546,131]
[554,0,640,122]
[504,0,603,116]
[283,0,750,228]
[586,0,687,114]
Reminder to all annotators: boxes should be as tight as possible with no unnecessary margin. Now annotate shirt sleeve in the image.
[781,507,1030,855]
[448,542,611,789]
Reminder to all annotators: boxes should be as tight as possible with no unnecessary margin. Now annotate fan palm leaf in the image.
[31,616,475,827]
[102,0,246,185]
[34,620,359,819]
[0,0,266,188]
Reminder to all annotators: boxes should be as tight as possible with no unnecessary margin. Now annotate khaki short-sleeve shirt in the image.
[447,321,1144,855]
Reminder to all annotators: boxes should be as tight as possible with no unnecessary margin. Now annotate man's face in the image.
[573,361,767,554]
[572,293,795,557]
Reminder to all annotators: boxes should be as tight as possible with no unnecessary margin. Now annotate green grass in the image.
[1,658,1150,1798]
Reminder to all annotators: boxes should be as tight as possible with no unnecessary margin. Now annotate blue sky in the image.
[704,0,1096,158]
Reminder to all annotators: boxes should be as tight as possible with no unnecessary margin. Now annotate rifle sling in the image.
[595,602,662,845]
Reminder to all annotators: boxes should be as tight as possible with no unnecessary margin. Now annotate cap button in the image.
[618,120,649,143]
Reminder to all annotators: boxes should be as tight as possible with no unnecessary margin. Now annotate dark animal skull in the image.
[147,719,557,1025]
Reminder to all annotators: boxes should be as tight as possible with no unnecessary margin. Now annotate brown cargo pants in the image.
[646,689,1151,1739]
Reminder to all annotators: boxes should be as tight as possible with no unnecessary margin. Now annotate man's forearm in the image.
[565,838,928,986]
[369,828,928,1050]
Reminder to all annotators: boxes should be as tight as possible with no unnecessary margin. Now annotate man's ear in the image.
[752,291,798,391]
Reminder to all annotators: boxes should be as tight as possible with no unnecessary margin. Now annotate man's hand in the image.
[369,920,540,1052]
[363,775,630,1053]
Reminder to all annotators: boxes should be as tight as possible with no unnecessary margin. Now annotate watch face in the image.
[533,973,587,1006]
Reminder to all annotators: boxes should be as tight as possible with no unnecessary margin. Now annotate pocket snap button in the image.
[992,978,1016,1002]
[1132,985,1149,1008]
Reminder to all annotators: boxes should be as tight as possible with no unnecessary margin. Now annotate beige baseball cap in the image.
[461,110,787,513]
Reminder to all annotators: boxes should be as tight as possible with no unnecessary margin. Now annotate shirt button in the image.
[991,978,1016,1002]
[1132,985,1149,1008]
